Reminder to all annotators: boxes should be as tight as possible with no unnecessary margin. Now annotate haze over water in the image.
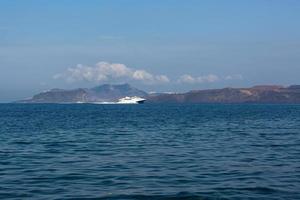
[1,104,299,199]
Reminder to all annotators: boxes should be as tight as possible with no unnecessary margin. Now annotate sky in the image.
[0,0,300,102]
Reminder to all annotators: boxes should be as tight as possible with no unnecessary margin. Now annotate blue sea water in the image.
[0,104,300,200]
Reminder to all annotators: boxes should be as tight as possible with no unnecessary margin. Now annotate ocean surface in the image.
[0,104,300,200]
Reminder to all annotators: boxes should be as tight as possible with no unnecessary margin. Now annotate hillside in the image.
[17,84,300,104]
[147,85,300,104]
[18,84,147,103]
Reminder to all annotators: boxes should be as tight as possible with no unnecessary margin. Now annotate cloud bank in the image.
[54,61,243,85]
[178,74,219,84]
[54,62,170,84]
[178,74,243,84]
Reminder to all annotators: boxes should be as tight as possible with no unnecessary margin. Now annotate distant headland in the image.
[17,84,300,104]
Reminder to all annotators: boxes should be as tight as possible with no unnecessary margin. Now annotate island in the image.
[17,84,300,104]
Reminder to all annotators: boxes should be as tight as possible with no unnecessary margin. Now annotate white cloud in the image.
[178,74,197,84]
[133,70,154,81]
[178,74,220,84]
[198,74,220,83]
[178,74,243,84]
[54,61,170,84]
[155,75,170,83]
[224,74,243,80]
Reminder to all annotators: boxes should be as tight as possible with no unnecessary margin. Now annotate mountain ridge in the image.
[17,84,147,103]
[17,84,300,104]
[147,85,300,103]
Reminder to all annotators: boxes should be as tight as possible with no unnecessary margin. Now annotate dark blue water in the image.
[0,104,300,200]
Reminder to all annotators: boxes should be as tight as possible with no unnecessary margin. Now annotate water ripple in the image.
[0,104,300,199]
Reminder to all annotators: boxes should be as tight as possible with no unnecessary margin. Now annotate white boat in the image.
[117,96,146,104]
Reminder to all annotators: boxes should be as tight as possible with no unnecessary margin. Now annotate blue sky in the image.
[0,0,300,102]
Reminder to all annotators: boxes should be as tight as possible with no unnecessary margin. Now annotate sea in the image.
[0,103,300,200]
